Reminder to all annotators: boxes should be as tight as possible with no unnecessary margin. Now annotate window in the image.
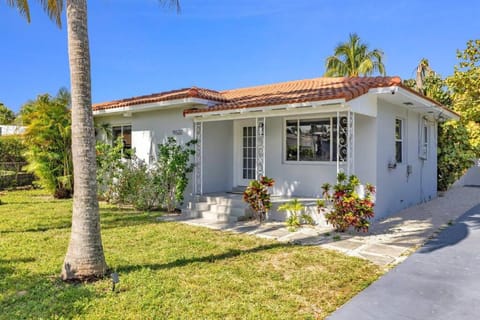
[395,119,403,163]
[112,125,132,154]
[419,120,428,159]
[286,117,340,162]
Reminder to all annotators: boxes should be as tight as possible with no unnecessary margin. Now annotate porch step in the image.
[185,194,251,223]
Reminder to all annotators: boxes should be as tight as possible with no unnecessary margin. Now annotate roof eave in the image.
[93,98,215,116]
[369,86,460,121]
[184,98,347,120]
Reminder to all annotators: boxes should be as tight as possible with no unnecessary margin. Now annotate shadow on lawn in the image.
[0,261,99,319]
[100,210,164,230]
[116,242,291,274]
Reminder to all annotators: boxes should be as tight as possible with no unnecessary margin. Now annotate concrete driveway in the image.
[328,200,480,320]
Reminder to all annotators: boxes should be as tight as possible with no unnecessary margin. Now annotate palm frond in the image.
[6,0,31,22]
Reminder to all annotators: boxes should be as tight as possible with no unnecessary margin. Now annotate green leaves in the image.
[322,174,375,232]
[243,176,275,223]
[156,137,196,212]
[22,90,73,198]
[437,121,476,191]
[0,103,16,124]
[324,33,386,77]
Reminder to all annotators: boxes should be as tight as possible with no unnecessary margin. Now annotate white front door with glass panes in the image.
[234,119,256,186]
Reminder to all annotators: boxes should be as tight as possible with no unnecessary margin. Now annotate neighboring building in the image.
[93,77,459,220]
[0,125,25,136]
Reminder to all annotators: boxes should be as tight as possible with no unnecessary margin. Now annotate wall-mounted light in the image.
[258,122,264,136]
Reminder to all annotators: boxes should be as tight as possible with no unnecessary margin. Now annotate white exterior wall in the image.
[202,121,234,193]
[375,99,438,219]
[96,108,194,164]
[354,114,377,185]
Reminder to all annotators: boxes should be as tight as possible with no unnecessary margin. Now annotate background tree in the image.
[0,103,16,124]
[446,39,480,155]
[22,91,73,198]
[324,33,386,77]
[7,0,180,281]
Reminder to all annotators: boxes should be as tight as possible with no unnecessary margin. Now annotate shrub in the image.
[96,137,196,212]
[116,158,158,211]
[320,173,375,232]
[278,198,314,231]
[437,121,476,191]
[96,137,125,202]
[243,176,275,223]
[155,137,196,212]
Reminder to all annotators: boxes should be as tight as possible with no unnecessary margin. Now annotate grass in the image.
[0,189,382,319]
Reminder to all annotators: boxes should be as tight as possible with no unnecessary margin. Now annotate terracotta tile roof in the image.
[184,76,402,115]
[94,76,457,117]
[93,87,227,111]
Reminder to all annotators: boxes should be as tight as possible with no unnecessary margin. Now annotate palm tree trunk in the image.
[61,0,108,280]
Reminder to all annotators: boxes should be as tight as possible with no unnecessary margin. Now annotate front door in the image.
[235,120,256,186]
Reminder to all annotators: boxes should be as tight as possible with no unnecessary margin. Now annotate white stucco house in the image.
[93,76,458,221]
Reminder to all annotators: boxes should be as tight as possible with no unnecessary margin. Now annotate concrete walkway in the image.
[327,200,480,320]
[162,185,480,268]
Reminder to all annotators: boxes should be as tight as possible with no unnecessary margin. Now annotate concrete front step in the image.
[201,196,245,207]
[200,211,240,222]
[186,194,251,222]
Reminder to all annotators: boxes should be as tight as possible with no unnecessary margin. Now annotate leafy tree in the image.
[7,0,180,281]
[446,39,480,156]
[0,135,26,163]
[324,33,386,77]
[0,103,15,124]
[22,91,73,198]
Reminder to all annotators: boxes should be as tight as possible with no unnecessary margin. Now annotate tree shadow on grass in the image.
[0,261,100,319]
[100,209,165,230]
[0,221,72,234]
[115,242,291,274]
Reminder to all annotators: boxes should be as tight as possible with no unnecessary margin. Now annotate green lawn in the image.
[0,189,381,319]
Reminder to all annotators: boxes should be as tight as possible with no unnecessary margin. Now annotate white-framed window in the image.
[395,118,404,163]
[285,117,339,162]
[112,125,132,153]
[419,119,429,160]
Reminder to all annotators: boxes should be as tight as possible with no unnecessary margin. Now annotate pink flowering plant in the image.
[318,173,376,232]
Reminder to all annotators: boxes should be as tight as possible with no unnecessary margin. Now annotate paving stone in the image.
[326,239,365,251]
[361,243,407,257]
[357,252,396,266]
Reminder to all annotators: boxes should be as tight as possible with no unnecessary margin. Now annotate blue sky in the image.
[1,0,479,113]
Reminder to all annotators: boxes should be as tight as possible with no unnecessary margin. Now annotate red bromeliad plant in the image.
[319,173,376,232]
[243,176,275,223]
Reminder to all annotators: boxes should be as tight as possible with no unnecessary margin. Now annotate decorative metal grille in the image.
[194,121,203,195]
[336,111,354,176]
[256,117,266,179]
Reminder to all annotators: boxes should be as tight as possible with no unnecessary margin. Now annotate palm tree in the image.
[324,33,386,77]
[415,58,433,92]
[7,0,180,281]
